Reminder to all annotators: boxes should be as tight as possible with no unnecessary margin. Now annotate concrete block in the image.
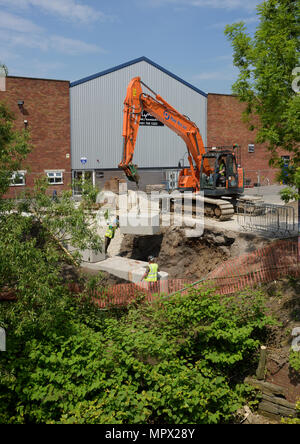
[123,191,160,212]
[80,249,107,263]
[97,257,168,285]
[67,244,106,263]
[96,191,118,207]
[97,257,148,281]
[119,211,160,235]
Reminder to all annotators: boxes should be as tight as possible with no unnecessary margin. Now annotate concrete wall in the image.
[0,76,71,197]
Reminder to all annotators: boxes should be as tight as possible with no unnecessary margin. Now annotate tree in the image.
[0,102,31,197]
[0,63,8,77]
[0,97,103,335]
[225,0,300,239]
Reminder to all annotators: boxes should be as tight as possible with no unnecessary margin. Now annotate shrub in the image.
[0,286,273,424]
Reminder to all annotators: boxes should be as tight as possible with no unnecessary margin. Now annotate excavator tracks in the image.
[203,198,235,221]
[173,195,235,222]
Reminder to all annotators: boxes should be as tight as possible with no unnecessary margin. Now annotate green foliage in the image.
[279,167,300,202]
[225,0,300,192]
[289,349,300,372]
[282,401,300,424]
[0,102,31,197]
[0,286,274,424]
[0,176,103,336]
[73,178,100,209]
[0,96,276,424]
[0,63,8,76]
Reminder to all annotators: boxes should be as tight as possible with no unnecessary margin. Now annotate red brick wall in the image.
[207,93,289,186]
[0,76,71,198]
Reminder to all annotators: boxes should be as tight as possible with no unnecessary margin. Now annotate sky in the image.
[0,0,263,94]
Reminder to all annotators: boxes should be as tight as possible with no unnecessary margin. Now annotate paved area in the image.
[244,185,287,205]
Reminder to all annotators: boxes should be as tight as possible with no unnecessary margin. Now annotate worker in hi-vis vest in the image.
[217,157,226,187]
[142,256,159,286]
[104,217,119,255]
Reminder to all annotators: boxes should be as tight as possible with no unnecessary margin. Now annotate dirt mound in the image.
[263,278,300,404]
[119,227,234,281]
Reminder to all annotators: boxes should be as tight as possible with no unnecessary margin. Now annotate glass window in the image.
[227,156,237,176]
[47,172,63,185]
[10,172,26,186]
[281,156,290,167]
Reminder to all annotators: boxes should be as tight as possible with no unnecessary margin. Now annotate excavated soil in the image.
[117,226,271,282]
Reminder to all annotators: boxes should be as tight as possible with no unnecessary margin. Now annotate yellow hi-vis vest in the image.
[105,226,115,239]
[219,162,226,176]
[144,263,158,282]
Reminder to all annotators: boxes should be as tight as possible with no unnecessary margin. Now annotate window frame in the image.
[46,171,64,185]
[9,171,26,187]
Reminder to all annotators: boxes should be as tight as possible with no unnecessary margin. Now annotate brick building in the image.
[0,75,71,198]
[207,93,290,187]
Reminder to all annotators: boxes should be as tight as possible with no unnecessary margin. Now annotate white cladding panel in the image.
[70,60,207,170]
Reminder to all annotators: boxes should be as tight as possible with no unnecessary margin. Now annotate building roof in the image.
[7,75,69,83]
[70,56,207,98]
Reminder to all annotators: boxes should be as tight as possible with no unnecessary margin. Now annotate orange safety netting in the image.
[90,239,300,307]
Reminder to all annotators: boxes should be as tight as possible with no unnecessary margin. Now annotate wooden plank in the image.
[256,346,267,380]
[245,377,286,396]
[259,400,296,418]
[262,393,296,411]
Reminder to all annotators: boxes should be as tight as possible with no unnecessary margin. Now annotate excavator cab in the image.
[199,149,244,197]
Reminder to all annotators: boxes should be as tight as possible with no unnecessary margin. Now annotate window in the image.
[95,171,104,179]
[248,144,255,153]
[227,156,237,176]
[10,171,26,186]
[281,156,290,167]
[47,171,63,185]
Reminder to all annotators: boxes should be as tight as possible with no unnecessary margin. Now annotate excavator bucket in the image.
[126,164,140,185]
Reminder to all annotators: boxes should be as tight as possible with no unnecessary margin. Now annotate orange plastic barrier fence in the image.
[91,279,192,308]
[91,239,299,307]
[206,239,299,295]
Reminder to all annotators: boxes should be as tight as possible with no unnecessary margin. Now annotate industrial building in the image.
[70,56,207,192]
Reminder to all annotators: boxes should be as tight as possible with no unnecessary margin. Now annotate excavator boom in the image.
[119,77,210,189]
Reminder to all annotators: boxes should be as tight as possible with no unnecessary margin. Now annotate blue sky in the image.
[0,0,262,94]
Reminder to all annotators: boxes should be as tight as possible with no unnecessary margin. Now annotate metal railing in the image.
[237,201,297,236]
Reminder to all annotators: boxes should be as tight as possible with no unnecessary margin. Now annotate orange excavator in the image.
[119,77,246,220]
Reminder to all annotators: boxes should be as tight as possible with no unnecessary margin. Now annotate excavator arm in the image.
[119,77,210,190]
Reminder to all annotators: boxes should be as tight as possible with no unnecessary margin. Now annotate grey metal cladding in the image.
[70,60,207,171]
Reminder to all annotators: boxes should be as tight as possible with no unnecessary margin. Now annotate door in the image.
[73,170,94,196]
[226,155,238,188]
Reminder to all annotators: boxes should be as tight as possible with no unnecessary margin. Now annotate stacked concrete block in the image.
[118,190,161,235]
[119,211,160,235]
